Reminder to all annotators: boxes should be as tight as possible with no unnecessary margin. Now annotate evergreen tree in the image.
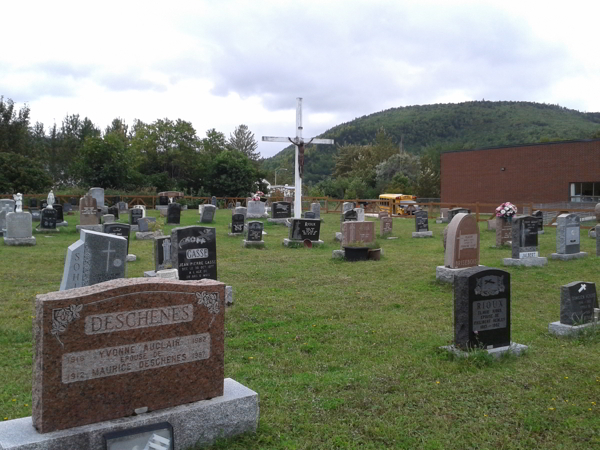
[228,124,259,160]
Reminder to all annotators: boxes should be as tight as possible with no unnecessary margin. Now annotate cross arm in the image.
[308,138,334,145]
[262,136,291,143]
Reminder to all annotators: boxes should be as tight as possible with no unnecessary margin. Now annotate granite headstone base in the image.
[0,378,258,450]
[436,265,485,284]
[75,224,103,233]
[283,238,324,248]
[548,321,597,336]
[267,218,292,226]
[550,252,588,261]
[34,227,60,234]
[135,231,163,240]
[440,343,528,358]
[242,239,265,248]
[4,236,36,246]
[503,257,548,267]
[246,213,268,219]
[56,221,68,227]
[412,231,433,238]
[143,270,157,277]
[228,232,244,237]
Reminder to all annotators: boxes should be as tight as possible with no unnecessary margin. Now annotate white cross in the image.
[101,242,115,272]
[262,98,334,218]
[579,284,587,293]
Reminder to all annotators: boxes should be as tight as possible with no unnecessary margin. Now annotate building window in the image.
[570,182,600,202]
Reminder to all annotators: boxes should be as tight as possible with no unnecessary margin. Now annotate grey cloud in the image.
[96,72,168,93]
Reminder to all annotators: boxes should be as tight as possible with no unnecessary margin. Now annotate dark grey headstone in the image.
[272,202,292,219]
[53,204,64,223]
[415,210,429,232]
[560,281,599,325]
[511,215,539,259]
[454,267,511,350]
[102,223,131,253]
[129,208,143,225]
[304,211,316,219]
[289,219,321,241]
[154,236,173,271]
[137,217,156,232]
[158,196,169,206]
[171,226,217,280]
[532,210,544,232]
[556,214,580,254]
[167,203,182,225]
[211,196,217,206]
[107,205,119,219]
[30,198,38,208]
[62,203,72,213]
[118,201,128,212]
[231,213,245,234]
[200,204,216,223]
[247,221,263,242]
[40,208,58,229]
[69,197,78,206]
[448,208,470,224]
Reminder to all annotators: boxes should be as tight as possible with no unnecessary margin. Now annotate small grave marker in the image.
[549,281,599,335]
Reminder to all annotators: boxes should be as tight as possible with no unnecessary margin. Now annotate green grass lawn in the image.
[1,210,599,449]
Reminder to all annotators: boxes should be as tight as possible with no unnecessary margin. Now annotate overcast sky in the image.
[2,0,599,158]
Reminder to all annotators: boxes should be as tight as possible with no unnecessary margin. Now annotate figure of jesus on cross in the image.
[262,98,334,218]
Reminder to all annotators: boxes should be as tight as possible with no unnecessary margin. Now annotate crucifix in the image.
[262,98,334,218]
[101,241,115,272]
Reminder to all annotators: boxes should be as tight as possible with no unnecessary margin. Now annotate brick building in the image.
[441,139,600,204]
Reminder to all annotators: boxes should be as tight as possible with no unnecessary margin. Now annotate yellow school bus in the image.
[378,194,419,216]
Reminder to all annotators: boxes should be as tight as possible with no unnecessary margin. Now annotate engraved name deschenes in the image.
[62,333,210,383]
[84,304,193,334]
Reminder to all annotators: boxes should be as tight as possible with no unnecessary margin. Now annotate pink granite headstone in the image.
[444,213,480,269]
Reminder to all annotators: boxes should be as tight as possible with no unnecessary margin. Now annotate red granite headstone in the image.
[444,213,480,269]
[342,221,375,247]
[33,278,225,433]
[79,194,98,226]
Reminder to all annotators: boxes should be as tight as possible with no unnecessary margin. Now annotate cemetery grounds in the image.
[0,210,598,449]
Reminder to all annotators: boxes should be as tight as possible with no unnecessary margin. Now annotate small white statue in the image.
[13,193,23,213]
[47,190,55,209]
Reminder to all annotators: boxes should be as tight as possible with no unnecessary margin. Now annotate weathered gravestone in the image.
[158,195,169,206]
[200,204,216,223]
[211,196,217,206]
[413,210,433,238]
[62,202,72,214]
[311,202,321,219]
[246,200,267,219]
[102,223,131,254]
[355,208,365,222]
[443,267,526,356]
[107,205,119,219]
[447,207,470,224]
[495,217,512,246]
[229,213,245,236]
[378,211,389,219]
[342,221,375,247]
[243,221,265,248]
[304,211,316,219]
[79,194,99,226]
[436,208,449,223]
[154,235,173,271]
[551,213,587,260]
[380,217,393,236]
[54,204,67,226]
[118,201,128,213]
[88,187,105,208]
[284,218,323,247]
[167,202,182,225]
[136,217,161,240]
[0,199,16,213]
[171,226,217,280]
[102,214,114,224]
[503,215,547,267]
[129,207,143,226]
[32,278,230,432]
[549,281,599,335]
[4,211,36,246]
[60,230,127,291]
[532,210,544,234]
[234,206,247,219]
[336,209,359,242]
[437,213,480,283]
[137,217,157,233]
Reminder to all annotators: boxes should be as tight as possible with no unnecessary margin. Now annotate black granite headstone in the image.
[171,226,217,281]
[53,204,64,223]
[40,208,57,229]
[511,215,539,259]
[41,200,48,209]
[102,223,131,253]
[272,202,292,219]
[129,208,143,225]
[167,203,182,225]
[415,210,429,232]
[532,210,544,232]
[211,196,217,206]
[448,208,470,224]
[304,212,316,219]
[108,205,119,219]
[289,219,321,241]
[231,213,245,234]
[247,221,263,242]
[29,198,38,208]
[154,235,173,271]
[158,196,169,206]
[454,267,511,350]
[560,281,599,325]
[62,203,72,213]
[69,197,78,206]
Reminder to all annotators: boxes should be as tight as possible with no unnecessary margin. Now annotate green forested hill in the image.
[261,101,600,185]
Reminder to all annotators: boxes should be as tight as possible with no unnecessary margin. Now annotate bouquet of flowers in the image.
[496,202,517,219]
[252,191,264,201]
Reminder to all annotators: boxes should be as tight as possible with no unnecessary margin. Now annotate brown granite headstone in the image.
[79,194,99,225]
[33,278,225,433]
[380,217,393,236]
[342,221,375,247]
[378,211,389,219]
[444,213,480,269]
[495,217,511,246]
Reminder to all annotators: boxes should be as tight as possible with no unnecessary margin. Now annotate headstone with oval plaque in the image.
[504,215,548,266]
[171,226,217,281]
[103,223,131,254]
[551,213,587,260]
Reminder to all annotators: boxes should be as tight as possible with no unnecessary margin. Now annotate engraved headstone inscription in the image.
[304,211,316,219]
[103,223,131,254]
[342,221,375,247]
[272,202,292,219]
[129,208,143,226]
[454,267,511,350]
[560,281,599,325]
[444,213,479,269]
[231,213,245,234]
[311,202,321,219]
[40,207,58,230]
[171,226,217,281]
[415,210,429,232]
[154,235,173,271]
[33,278,225,432]
[511,215,539,259]
[380,217,393,236]
[289,218,321,242]
[557,213,580,254]
[59,230,127,291]
[495,217,512,246]
[79,194,99,226]
[247,221,263,242]
[167,202,182,225]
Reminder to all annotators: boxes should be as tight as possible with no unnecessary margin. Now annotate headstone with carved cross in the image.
[262,98,334,218]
